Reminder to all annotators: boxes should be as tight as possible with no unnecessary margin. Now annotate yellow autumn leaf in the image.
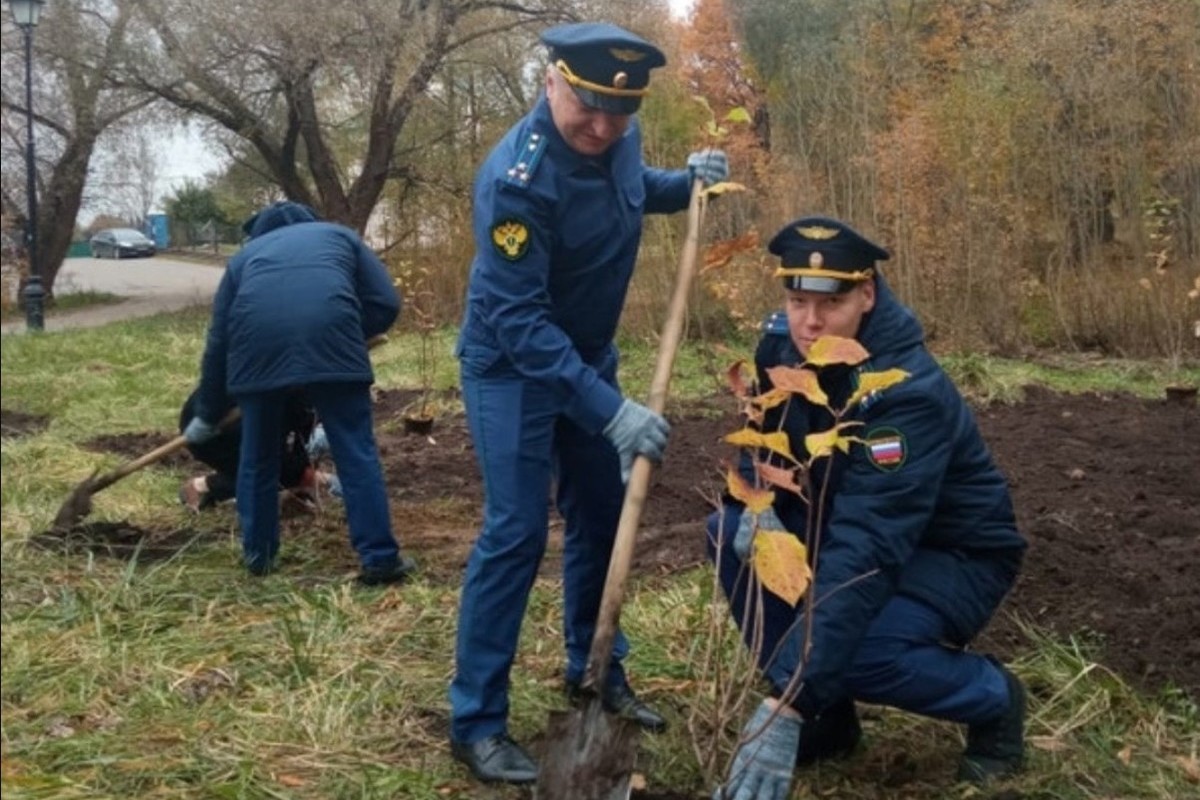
[766,365,828,407]
[752,387,792,412]
[845,368,911,409]
[723,429,797,462]
[805,335,869,367]
[805,422,862,460]
[753,531,811,606]
[703,181,748,197]
[756,462,805,497]
[725,468,775,514]
[1176,755,1200,783]
[727,360,750,399]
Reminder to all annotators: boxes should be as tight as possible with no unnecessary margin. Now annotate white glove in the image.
[733,506,785,561]
[715,700,802,800]
[687,148,730,186]
[183,417,220,445]
[602,399,670,483]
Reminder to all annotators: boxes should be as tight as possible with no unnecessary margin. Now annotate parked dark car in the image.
[89,228,157,258]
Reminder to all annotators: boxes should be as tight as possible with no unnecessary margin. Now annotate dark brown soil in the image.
[1,408,50,438]
[53,386,1200,704]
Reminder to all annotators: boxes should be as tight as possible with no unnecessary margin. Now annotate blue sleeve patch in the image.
[761,309,789,336]
[503,130,548,188]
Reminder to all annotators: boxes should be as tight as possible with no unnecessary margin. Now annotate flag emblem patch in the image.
[864,427,907,471]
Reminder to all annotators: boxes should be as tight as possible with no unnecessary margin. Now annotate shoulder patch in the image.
[761,310,789,336]
[503,130,548,188]
[862,426,907,472]
[491,218,531,261]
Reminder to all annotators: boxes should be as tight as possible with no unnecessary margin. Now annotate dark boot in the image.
[565,679,668,733]
[450,733,537,784]
[356,553,417,586]
[796,696,862,766]
[957,665,1026,784]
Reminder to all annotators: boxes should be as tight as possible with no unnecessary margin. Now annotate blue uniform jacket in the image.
[745,277,1026,717]
[456,96,691,434]
[195,206,400,421]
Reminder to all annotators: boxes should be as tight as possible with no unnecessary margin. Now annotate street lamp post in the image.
[9,0,46,332]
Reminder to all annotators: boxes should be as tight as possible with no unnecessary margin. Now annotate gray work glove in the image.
[715,699,802,800]
[602,399,671,483]
[183,417,220,445]
[733,506,785,561]
[686,148,730,187]
[306,424,330,461]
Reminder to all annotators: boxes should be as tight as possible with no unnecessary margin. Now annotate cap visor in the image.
[571,85,641,115]
[784,275,860,294]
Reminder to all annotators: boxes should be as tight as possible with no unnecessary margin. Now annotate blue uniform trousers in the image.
[450,370,630,744]
[707,507,1010,724]
[236,382,398,573]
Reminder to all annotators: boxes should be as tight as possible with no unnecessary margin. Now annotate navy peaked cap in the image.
[541,22,666,115]
[768,216,890,293]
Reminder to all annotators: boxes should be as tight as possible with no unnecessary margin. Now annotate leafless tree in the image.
[119,0,571,232]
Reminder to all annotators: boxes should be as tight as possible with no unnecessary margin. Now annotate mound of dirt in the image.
[369,386,1199,700]
[28,521,214,562]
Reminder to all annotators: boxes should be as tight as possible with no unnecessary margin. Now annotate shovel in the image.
[52,407,242,531]
[52,335,390,531]
[537,180,709,800]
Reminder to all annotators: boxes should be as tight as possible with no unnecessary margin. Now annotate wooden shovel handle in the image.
[87,407,242,494]
[583,180,708,690]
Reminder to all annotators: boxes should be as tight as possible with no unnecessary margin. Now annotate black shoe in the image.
[957,665,1026,785]
[796,696,862,766]
[565,679,668,733]
[356,554,417,587]
[449,733,538,784]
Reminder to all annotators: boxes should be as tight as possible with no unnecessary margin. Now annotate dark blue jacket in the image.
[746,277,1026,717]
[195,203,400,421]
[456,96,691,434]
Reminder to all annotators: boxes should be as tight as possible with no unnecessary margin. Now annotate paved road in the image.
[2,255,224,335]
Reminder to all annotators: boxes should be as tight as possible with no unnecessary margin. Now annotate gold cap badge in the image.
[609,47,647,63]
[797,225,839,240]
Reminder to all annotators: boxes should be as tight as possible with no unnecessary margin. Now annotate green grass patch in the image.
[2,309,1197,798]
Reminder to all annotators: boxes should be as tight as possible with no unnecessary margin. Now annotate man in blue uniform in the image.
[183,201,414,586]
[449,21,730,785]
[708,217,1027,799]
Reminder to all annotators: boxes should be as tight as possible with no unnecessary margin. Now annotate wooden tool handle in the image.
[583,181,708,690]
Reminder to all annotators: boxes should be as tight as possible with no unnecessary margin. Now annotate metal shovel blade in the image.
[536,699,637,800]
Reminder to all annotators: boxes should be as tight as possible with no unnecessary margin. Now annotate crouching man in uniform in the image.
[708,217,1028,799]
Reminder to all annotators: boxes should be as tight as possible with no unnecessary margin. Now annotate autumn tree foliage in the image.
[723,0,1199,357]
[678,0,770,184]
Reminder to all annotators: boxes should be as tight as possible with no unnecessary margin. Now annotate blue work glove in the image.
[306,424,330,461]
[183,417,220,445]
[715,699,802,800]
[733,506,785,561]
[602,399,671,484]
[687,148,730,187]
